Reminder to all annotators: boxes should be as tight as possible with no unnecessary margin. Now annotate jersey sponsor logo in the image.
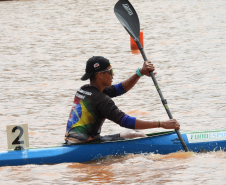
[122,4,133,16]
[76,92,85,99]
[78,89,92,96]
[187,131,226,143]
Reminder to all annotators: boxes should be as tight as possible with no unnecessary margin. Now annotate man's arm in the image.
[121,73,140,92]
[122,61,156,92]
[135,119,180,130]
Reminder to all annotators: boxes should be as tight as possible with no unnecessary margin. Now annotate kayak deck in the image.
[0,130,226,167]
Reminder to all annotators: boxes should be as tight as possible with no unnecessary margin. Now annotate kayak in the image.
[0,129,226,167]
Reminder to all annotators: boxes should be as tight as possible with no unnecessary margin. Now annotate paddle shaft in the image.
[136,41,189,152]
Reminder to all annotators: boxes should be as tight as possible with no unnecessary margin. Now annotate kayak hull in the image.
[1,130,226,167]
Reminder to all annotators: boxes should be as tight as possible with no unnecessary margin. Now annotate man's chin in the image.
[107,83,112,87]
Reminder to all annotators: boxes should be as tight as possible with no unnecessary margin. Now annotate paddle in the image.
[114,0,189,152]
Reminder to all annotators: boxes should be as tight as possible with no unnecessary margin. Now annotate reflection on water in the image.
[0,0,226,184]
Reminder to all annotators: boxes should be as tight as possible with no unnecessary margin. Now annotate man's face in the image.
[101,66,114,87]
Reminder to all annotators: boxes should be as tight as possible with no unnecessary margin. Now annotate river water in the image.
[0,0,226,184]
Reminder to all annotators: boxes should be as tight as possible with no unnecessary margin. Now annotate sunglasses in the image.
[96,68,113,75]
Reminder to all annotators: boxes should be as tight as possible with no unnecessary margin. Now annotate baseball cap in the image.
[81,56,111,81]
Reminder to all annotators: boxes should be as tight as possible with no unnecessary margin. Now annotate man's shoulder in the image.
[80,85,100,94]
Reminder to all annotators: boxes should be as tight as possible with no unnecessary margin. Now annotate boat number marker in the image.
[6,124,29,150]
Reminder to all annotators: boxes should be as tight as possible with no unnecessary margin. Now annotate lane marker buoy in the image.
[130,31,143,50]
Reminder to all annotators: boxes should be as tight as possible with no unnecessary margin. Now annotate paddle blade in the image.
[114,0,140,42]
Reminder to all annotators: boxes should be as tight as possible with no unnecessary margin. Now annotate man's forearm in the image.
[122,73,140,92]
[135,119,180,130]
[135,119,159,129]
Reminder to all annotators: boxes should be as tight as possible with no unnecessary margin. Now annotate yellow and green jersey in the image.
[66,83,135,142]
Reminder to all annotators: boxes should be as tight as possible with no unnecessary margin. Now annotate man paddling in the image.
[65,56,180,144]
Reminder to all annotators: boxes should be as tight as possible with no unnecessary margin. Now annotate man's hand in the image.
[160,119,180,129]
[139,61,157,76]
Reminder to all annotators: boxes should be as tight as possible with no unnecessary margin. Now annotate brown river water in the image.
[0,0,226,184]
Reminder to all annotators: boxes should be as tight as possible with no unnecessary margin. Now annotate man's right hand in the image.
[160,119,180,129]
